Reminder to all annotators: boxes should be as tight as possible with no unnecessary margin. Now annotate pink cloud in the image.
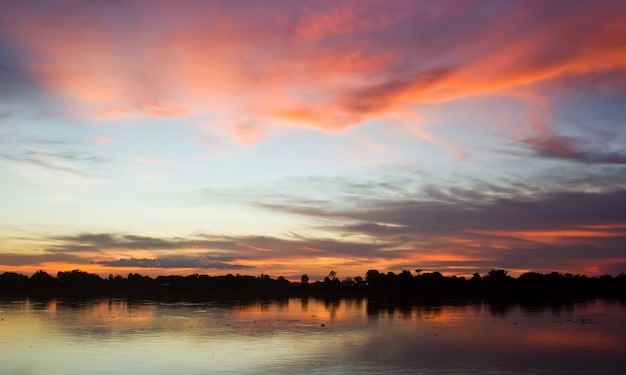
[295,0,411,40]
[2,1,625,140]
[91,137,117,145]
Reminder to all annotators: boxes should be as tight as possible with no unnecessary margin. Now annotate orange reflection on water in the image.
[523,328,623,352]
[231,298,368,323]
[2,297,625,374]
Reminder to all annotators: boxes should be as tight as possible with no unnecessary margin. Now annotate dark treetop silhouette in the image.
[1,269,625,300]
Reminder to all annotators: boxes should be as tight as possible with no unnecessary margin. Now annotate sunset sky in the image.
[1,0,625,281]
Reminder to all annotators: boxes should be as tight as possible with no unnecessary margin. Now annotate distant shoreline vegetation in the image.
[1,269,624,300]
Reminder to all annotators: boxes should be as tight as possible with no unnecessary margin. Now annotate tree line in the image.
[0,269,624,299]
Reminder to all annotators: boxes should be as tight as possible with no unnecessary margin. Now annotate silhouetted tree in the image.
[56,270,104,293]
[30,270,57,291]
[276,276,289,287]
[354,276,364,286]
[365,269,380,284]
[1,267,623,300]
[483,269,514,293]
[324,270,340,287]
[0,272,29,294]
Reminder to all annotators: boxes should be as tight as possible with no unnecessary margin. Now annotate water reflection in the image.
[0,297,624,374]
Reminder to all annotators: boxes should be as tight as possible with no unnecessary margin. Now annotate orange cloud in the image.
[417,253,492,263]
[2,1,622,141]
[466,228,626,244]
[296,0,410,40]
[236,242,272,252]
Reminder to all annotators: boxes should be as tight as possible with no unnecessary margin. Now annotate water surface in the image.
[1,298,624,374]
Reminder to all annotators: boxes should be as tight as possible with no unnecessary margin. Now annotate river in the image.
[1,297,625,374]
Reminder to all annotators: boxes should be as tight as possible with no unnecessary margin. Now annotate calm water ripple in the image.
[1,298,625,374]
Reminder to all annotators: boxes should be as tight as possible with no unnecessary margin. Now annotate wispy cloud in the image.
[3,175,626,276]
[523,135,626,164]
[95,257,252,270]
[252,175,626,275]
[0,149,108,176]
[18,231,392,278]
[0,134,109,177]
[516,121,626,164]
[2,1,624,139]
[47,232,390,259]
[10,180,621,277]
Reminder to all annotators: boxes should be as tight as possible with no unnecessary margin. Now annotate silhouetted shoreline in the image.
[1,269,624,301]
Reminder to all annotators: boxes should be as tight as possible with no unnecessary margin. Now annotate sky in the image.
[1,0,625,281]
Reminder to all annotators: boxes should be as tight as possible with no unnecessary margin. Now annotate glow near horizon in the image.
[1,0,626,280]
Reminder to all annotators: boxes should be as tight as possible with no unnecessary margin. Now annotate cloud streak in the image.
[255,174,626,275]
[0,134,109,177]
[2,178,625,277]
[516,121,626,164]
[2,1,625,138]
[95,257,252,270]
